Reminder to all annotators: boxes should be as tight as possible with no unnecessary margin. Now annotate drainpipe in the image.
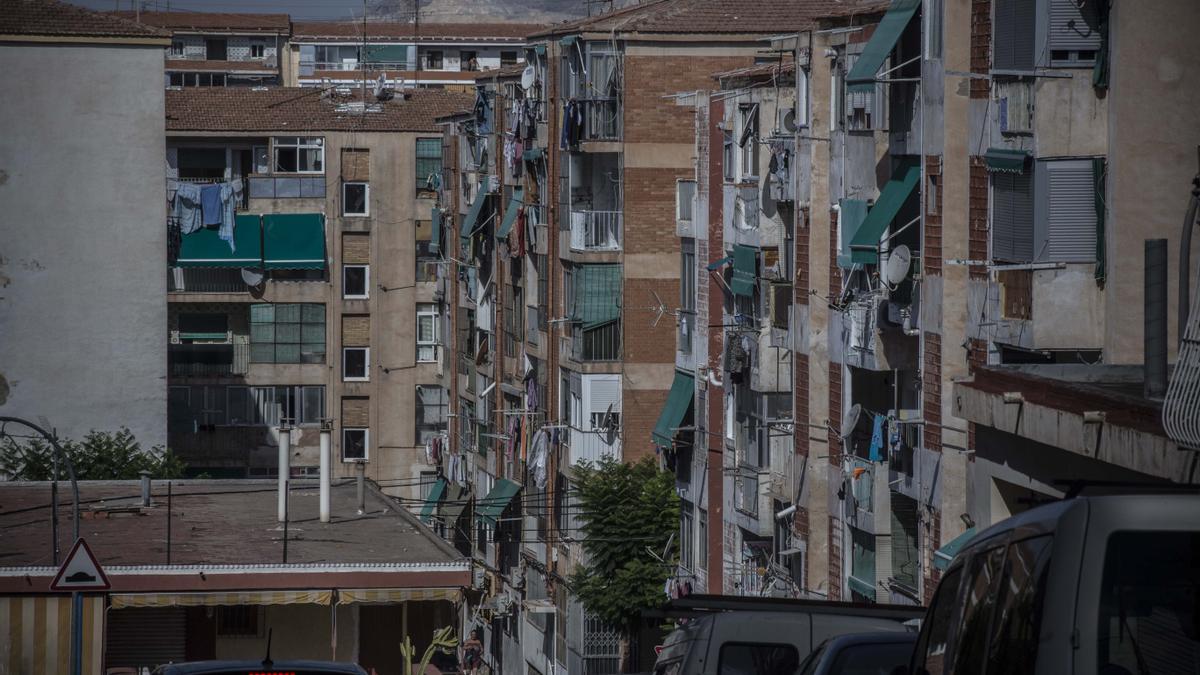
[319,420,332,523]
[278,419,292,522]
[899,307,921,337]
[1145,239,1168,400]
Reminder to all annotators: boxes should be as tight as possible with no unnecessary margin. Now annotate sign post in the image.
[51,538,110,675]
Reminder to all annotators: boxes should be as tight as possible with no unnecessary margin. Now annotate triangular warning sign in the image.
[50,538,110,591]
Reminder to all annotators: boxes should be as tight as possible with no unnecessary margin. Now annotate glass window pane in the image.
[301,324,326,344]
[718,643,799,675]
[344,429,367,460]
[276,323,301,343]
[344,266,367,296]
[227,387,251,425]
[989,536,1053,672]
[916,566,963,675]
[829,642,914,673]
[301,386,324,423]
[345,348,367,378]
[251,303,274,323]
[249,344,275,363]
[302,303,325,323]
[953,546,1006,672]
[418,315,435,342]
[275,343,301,363]
[276,304,302,323]
[250,323,275,343]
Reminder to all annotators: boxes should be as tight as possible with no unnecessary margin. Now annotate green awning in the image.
[365,45,408,63]
[574,264,622,330]
[177,214,263,268]
[984,148,1030,174]
[838,199,869,268]
[476,478,521,524]
[438,483,469,523]
[430,207,442,255]
[262,213,326,269]
[706,255,733,271]
[533,44,546,56]
[419,478,447,524]
[847,575,877,600]
[731,244,757,297]
[559,36,577,48]
[933,527,977,571]
[522,147,544,162]
[652,371,695,448]
[849,164,920,265]
[845,0,921,93]
[497,188,523,239]
[460,187,488,237]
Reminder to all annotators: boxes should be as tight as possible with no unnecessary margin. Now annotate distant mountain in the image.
[371,0,639,25]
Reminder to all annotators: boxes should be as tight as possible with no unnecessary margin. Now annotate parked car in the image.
[652,595,924,675]
[907,493,1200,675]
[151,660,368,675]
[798,632,918,675]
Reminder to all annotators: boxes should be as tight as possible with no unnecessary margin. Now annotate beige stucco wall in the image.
[1031,265,1105,349]
[1033,71,1108,157]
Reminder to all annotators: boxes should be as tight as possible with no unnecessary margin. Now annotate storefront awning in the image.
[176,214,263,268]
[419,478,447,524]
[476,478,521,524]
[497,188,523,239]
[845,0,922,92]
[111,590,332,609]
[731,244,757,297]
[262,213,326,269]
[848,164,920,265]
[439,483,470,523]
[574,264,622,330]
[430,207,442,255]
[984,148,1030,174]
[461,187,488,237]
[933,527,977,571]
[337,588,461,604]
[652,371,695,448]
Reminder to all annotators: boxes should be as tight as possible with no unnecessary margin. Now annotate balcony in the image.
[677,310,695,356]
[580,97,620,141]
[565,425,621,467]
[169,343,250,377]
[734,468,760,518]
[569,210,622,251]
[728,562,766,597]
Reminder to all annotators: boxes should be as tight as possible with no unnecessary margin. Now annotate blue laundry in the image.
[200,184,223,225]
[173,182,203,234]
[218,179,243,252]
[868,414,885,462]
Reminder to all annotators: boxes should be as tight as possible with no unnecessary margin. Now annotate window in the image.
[170,40,184,57]
[952,546,1006,672]
[501,51,518,67]
[988,535,1053,672]
[992,158,1101,263]
[676,179,696,222]
[417,303,440,362]
[250,41,265,59]
[343,347,369,381]
[993,0,1036,71]
[416,219,437,282]
[925,0,944,59]
[252,145,269,174]
[738,104,759,179]
[273,136,324,174]
[914,566,962,675]
[830,642,918,673]
[891,493,921,593]
[343,182,369,216]
[343,264,368,299]
[205,38,227,61]
[416,139,442,194]
[415,385,449,444]
[419,470,437,500]
[249,303,326,364]
[991,170,1034,262]
[723,129,735,182]
[718,643,800,675]
[216,606,260,637]
[461,50,478,71]
[1048,0,1101,66]
[680,501,695,571]
[343,428,368,461]
[697,508,708,571]
[425,50,444,69]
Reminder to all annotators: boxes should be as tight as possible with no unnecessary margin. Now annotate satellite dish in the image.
[782,108,798,133]
[840,404,863,440]
[882,245,912,287]
[760,177,778,219]
[521,65,536,91]
[241,268,265,287]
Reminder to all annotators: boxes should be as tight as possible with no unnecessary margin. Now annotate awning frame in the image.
[652,370,696,448]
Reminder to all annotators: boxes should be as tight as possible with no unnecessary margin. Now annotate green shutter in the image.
[419,478,447,524]
[497,188,523,239]
[176,214,263,268]
[845,0,922,92]
[1093,157,1107,285]
[461,187,488,237]
[430,207,442,255]
[849,527,877,600]
[262,213,326,269]
[838,199,869,268]
[849,163,920,265]
[731,245,757,297]
[476,478,521,524]
[652,371,695,448]
[574,264,622,330]
[364,44,408,64]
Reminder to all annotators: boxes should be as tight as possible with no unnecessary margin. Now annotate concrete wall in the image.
[0,42,167,448]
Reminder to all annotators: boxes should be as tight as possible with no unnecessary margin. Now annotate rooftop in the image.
[165,86,472,133]
[2,0,169,41]
[475,62,529,81]
[290,21,540,42]
[112,10,291,33]
[713,59,796,84]
[0,480,459,568]
[529,0,859,39]
[165,59,277,73]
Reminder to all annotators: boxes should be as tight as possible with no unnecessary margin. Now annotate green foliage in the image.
[401,625,459,675]
[0,428,186,481]
[569,456,679,632]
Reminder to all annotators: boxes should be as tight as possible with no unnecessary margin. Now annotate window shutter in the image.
[342,315,370,347]
[1049,0,1101,52]
[341,148,370,182]
[583,374,620,415]
[992,172,1034,262]
[342,234,370,264]
[341,397,369,428]
[993,0,1036,71]
[1043,160,1097,262]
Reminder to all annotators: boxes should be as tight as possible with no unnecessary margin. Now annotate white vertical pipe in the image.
[278,420,291,522]
[320,422,332,523]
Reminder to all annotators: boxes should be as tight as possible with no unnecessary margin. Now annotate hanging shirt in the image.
[173,182,204,234]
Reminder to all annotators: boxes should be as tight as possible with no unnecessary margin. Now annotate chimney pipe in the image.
[278,419,292,522]
[319,421,332,523]
[1145,239,1169,399]
[139,470,152,507]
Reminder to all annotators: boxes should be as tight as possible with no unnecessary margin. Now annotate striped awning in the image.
[337,588,461,605]
[110,590,332,609]
[1,595,105,675]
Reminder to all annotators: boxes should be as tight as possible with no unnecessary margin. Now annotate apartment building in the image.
[0,0,170,448]
[118,11,291,86]
[165,86,468,496]
[288,22,538,90]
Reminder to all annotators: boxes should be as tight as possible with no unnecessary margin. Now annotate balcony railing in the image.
[168,267,250,293]
[728,562,766,596]
[168,343,250,377]
[170,176,249,211]
[734,468,760,518]
[563,322,621,362]
[566,425,621,467]
[581,97,620,141]
[570,210,622,251]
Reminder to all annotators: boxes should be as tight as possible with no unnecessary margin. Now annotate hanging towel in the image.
[173,182,204,234]
[200,184,224,226]
[218,179,243,252]
[530,429,548,489]
[868,414,885,462]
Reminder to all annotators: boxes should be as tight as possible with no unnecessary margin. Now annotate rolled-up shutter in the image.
[992,172,1033,262]
[993,0,1036,71]
[106,607,187,671]
[342,397,369,428]
[343,233,370,264]
[1049,0,1101,52]
[1039,159,1097,262]
[342,315,370,347]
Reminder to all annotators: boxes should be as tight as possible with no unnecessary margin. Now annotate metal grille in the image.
[1164,287,1200,450]
[582,612,621,675]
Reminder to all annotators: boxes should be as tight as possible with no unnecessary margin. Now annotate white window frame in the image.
[342,264,369,299]
[170,40,185,57]
[343,347,370,382]
[417,303,440,362]
[342,427,369,462]
[252,145,269,174]
[272,136,324,175]
[676,179,696,222]
[250,41,266,59]
[737,103,759,182]
[342,181,369,217]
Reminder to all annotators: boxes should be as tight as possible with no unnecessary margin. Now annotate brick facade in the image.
[924,155,943,275]
[970,0,992,99]
[622,55,750,145]
[923,331,943,453]
[827,515,842,601]
[968,156,989,278]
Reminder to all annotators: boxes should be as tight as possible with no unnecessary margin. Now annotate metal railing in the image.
[567,322,621,362]
[581,97,621,141]
[168,267,250,293]
[570,210,622,251]
[310,60,415,71]
[728,561,766,596]
[170,176,249,211]
[168,343,250,377]
[566,425,621,467]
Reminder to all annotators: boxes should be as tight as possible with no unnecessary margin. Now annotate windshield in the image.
[1097,531,1200,674]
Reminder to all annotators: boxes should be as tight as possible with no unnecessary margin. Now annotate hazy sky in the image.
[73,0,375,21]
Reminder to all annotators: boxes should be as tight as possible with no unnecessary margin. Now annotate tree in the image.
[569,456,679,635]
[0,428,186,481]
